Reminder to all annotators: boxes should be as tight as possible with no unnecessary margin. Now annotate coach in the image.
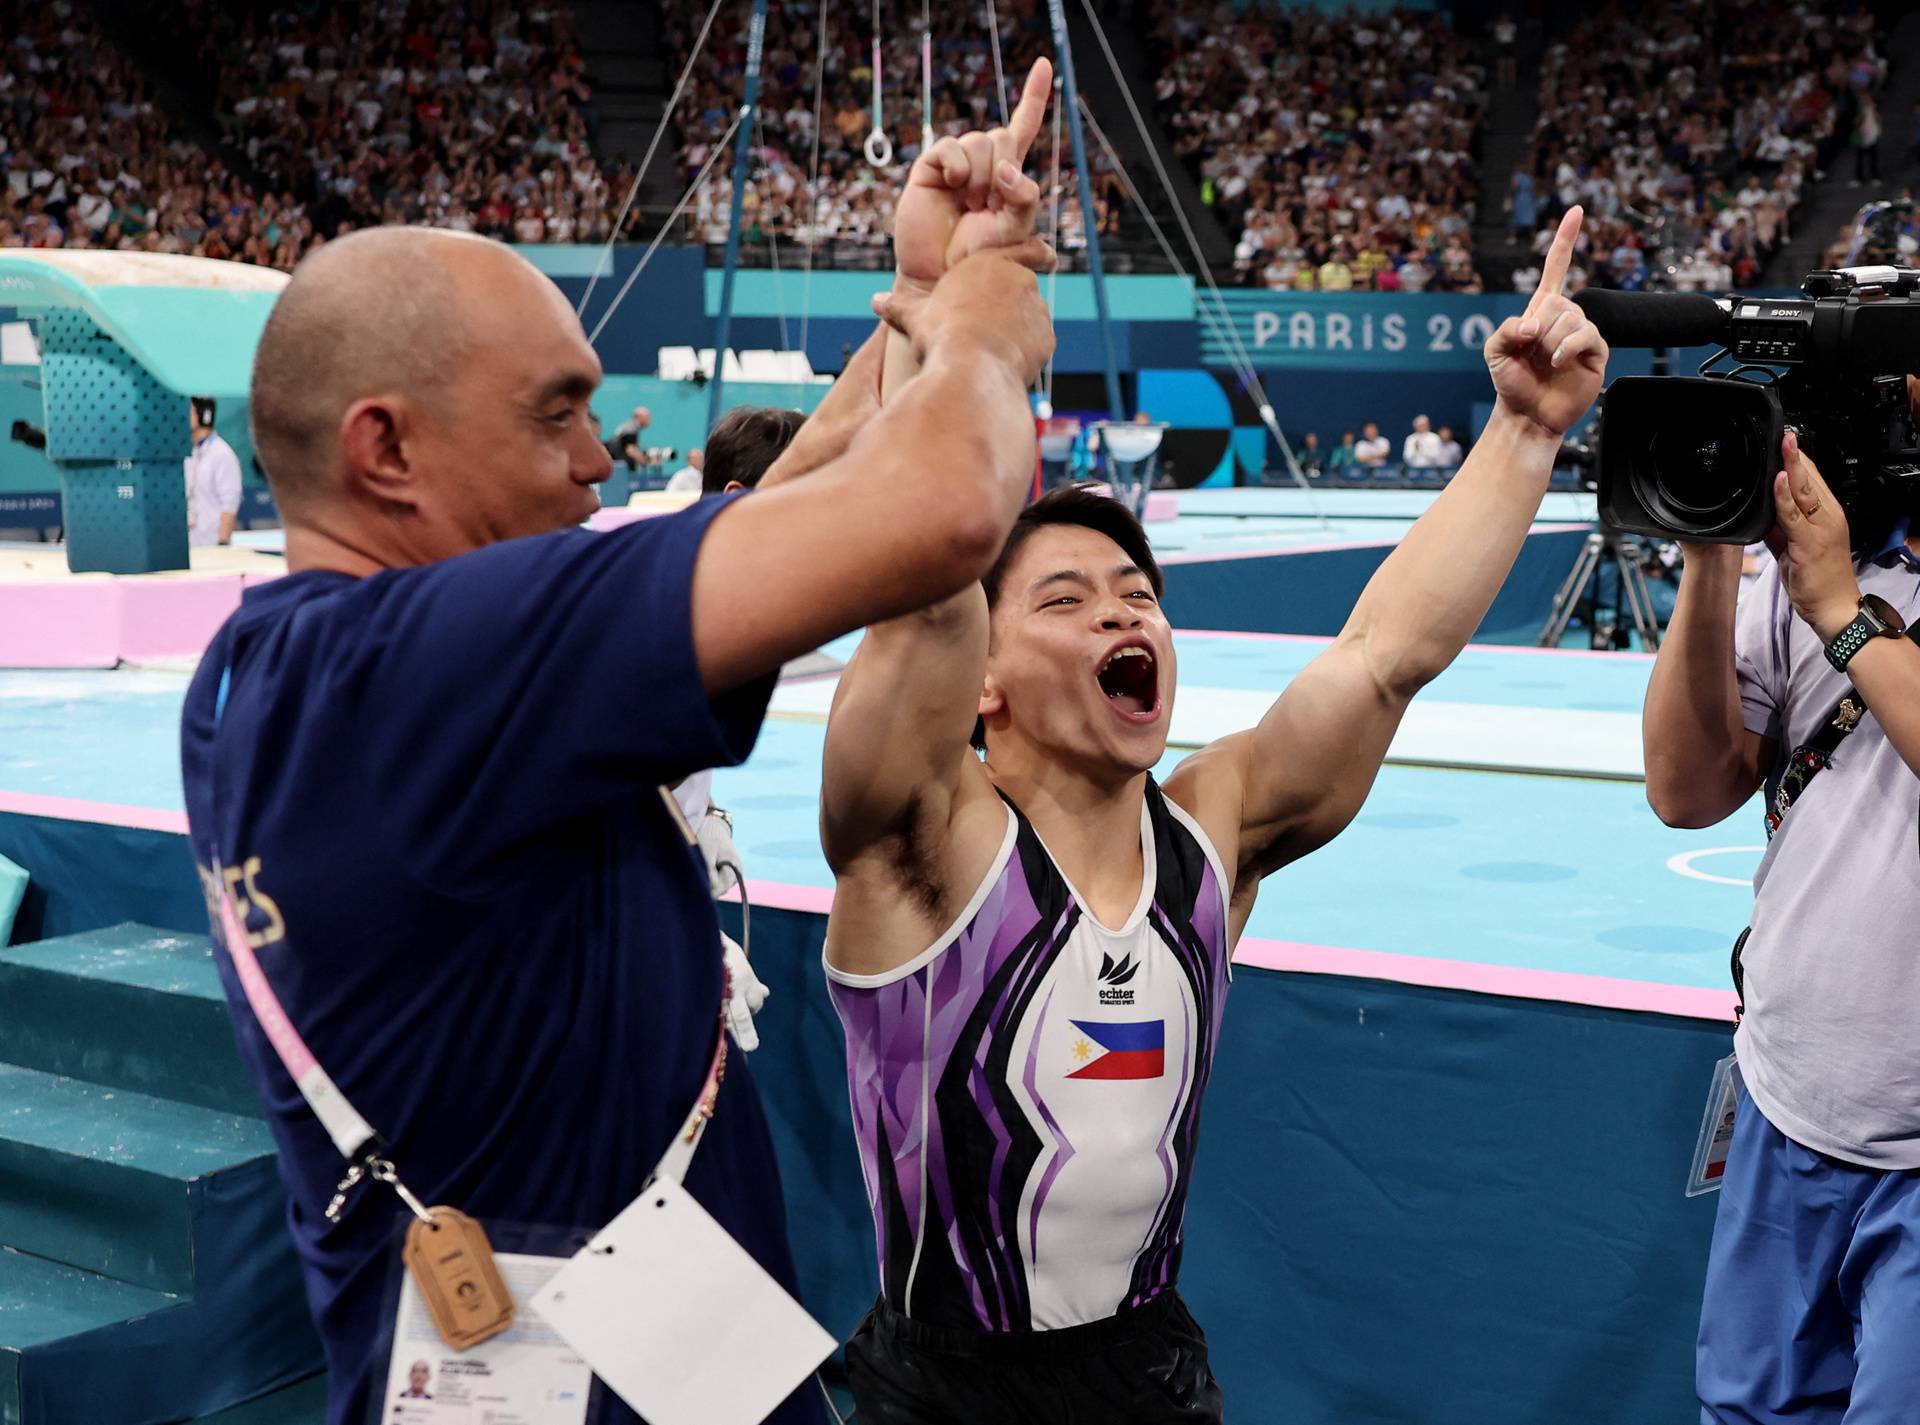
[180,212,1052,1422]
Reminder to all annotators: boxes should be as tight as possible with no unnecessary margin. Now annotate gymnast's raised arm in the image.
[754,324,889,490]
[688,252,1051,696]
[1166,208,1610,910]
[813,62,1062,975]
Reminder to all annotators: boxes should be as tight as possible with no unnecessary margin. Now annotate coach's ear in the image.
[1907,372,1919,423]
[338,393,423,512]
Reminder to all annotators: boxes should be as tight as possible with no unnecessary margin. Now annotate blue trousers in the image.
[1698,1082,1920,1423]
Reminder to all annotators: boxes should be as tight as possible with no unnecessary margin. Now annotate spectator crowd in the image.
[187,0,618,255]
[2,0,622,268]
[1512,0,1885,292]
[1148,2,1488,293]
[662,0,1133,268]
[1294,415,1466,483]
[3,0,1911,296]
[1,0,260,257]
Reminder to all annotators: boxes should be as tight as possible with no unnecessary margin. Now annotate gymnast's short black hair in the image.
[972,485,1165,750]
[702,405,807,494]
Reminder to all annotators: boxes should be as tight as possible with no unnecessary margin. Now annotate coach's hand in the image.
[1486,206,1608,438]
[891,59,1054,295]
[873,248,1056,385]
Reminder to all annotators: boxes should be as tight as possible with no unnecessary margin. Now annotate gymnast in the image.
[814,185,1609,1420]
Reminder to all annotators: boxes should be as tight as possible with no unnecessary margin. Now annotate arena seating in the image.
[6,0,1903,299]
[184,0,611,251]
[0,0,614,267]
[0,0,254,258]
[1146,1,1488,293]
[661,0,1092,270]
[1518,1,1885,291]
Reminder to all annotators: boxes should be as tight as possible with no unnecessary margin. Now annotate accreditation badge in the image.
[1685,1053,1742,1198]
[383,1248,595,1425]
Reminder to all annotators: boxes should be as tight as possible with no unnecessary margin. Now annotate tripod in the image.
[1538,527,1664,651]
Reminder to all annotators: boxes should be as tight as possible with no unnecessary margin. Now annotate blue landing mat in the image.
[0,646,1758,1006]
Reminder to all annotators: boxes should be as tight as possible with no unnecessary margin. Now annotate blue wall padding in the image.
[1229,426,1268,486]
[1139,368,1233,428]
[732,900,1724,1424]
[1180,970,1720,1424]
[0,784,1721,1422]
[1160,527,1588,640]
[1135,368,1238,486]
[0,815,204,945]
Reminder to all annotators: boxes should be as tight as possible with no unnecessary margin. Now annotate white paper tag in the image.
[384,1252,594,1423]
[1686,1053,1742,1198]
[531,1177,835,1425]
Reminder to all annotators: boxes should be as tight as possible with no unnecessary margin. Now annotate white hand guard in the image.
[721,932,769,1053]
[696,807,743,899]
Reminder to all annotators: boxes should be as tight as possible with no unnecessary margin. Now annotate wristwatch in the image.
[1824,593,1908,672]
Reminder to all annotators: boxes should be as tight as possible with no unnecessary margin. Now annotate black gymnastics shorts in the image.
[845,1290,1225,1424]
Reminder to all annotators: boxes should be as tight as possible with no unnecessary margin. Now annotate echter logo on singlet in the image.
[1097,951,1140,1004]
[826,778,1234,1334]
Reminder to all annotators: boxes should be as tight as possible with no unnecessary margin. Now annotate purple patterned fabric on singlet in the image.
[826,777,1233,1332]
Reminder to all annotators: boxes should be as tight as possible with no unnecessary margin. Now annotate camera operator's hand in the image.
[1485,206,1608,437]
[1767,428,1861,642]
[890,60,1056,301]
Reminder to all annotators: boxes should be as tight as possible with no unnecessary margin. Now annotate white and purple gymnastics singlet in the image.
[827,777,1233,1332]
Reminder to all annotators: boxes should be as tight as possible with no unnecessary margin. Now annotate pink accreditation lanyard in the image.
[208,666,730,1225]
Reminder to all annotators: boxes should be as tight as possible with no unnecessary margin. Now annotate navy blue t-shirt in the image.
[180,497,822,1425]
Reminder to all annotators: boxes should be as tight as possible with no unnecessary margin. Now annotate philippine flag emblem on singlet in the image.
[1066,1019,1165,1080]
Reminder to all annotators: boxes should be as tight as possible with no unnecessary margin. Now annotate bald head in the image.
[249,228,498,509]
[251,227,611,565]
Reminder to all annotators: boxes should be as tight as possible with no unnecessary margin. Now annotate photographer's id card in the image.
[532,1176,834,1425]
[384,1252,593,1423]
[1686,1053,1742,1198]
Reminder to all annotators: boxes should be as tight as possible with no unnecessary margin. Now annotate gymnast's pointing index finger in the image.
[1528,205,1582,317]
[1007,59,1053,165]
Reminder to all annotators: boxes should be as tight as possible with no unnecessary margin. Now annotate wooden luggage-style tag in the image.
[403,1205,517,1349]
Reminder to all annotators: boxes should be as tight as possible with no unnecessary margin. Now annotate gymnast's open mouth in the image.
[1096,637,1160,722]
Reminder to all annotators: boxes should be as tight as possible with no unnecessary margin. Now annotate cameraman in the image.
[1644,420,1920,1424]
[610,404,657,474]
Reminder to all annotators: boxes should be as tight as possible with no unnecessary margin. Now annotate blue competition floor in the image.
[0,638,1760,1000]
[1141,488,1597,557]
[719,722,1756,994]
[1174,488,1600,522]
[230,487,1598,561]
